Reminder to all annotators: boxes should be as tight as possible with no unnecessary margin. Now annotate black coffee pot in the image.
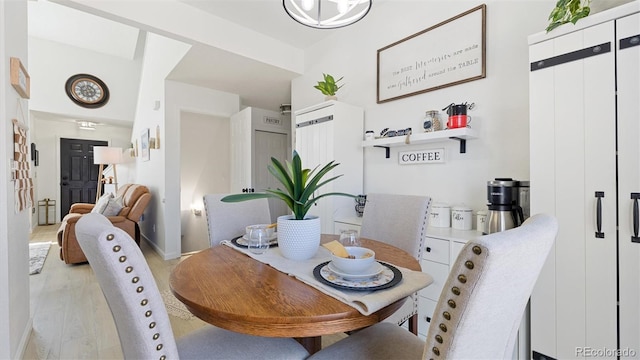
[443,102,475,116]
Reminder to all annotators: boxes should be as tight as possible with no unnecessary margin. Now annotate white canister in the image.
[451,205,473,230]
[476,210,488,233]
[429,203,451,228]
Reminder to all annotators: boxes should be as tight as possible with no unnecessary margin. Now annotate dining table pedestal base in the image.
[295,336,322,354]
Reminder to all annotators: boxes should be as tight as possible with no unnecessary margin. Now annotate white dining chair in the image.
[359,193,432,335]
[203,193,272,247]
[309,213,558,360]
[75,213,309,360]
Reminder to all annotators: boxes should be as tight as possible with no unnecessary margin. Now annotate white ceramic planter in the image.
[277,215,321,260]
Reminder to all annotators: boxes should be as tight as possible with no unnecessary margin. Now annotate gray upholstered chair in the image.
[360,193,432,334]
[309,213,558,360]
[75,213,308,360]
[203,194,272,247]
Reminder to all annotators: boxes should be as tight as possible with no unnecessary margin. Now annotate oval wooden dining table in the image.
[169,234,421,354]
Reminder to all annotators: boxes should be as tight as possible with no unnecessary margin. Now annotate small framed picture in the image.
[10,57,30,99]
[141,128,150,161]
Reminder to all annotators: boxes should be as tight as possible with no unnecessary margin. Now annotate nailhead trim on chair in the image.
[102,232,166,360]
[394,197,433,325]
[426,242,489,358]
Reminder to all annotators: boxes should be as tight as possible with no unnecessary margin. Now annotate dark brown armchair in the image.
[57,184,151,264]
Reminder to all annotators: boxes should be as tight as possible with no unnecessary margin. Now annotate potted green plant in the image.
[222,150,354,260]
[546,0,591,32]
[314,73,343,101]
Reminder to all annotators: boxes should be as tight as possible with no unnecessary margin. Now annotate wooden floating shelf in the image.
[362,128,478,158]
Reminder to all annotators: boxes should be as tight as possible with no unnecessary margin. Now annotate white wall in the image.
[28,36,141,126]
[0,1,31,358]
[180,112,230,253]
[130,32,190,259]
[292,0,554,216]
[132,31,241,259]
[30,115,132,224]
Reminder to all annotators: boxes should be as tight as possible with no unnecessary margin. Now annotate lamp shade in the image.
[94,147,123,165]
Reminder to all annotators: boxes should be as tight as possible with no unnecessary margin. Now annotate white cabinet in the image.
[417,227,482,339]
[529,5,639,359]
[334,216,362,235]
[295,101,364,234]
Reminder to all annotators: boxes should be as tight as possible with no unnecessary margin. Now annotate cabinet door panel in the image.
[617,12,640,354]
[230,109,252,191]
[582,22,617,352]
[531,20,619,358]
[423,237,449,264]
[553,30,589,356]
[418,297,437,337]
[529,39,559,357]
[419,260,448,301]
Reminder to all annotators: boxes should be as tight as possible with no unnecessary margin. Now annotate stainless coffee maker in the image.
[485,178,528,234]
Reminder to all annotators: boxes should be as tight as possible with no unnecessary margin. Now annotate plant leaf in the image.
[220,193,275,202]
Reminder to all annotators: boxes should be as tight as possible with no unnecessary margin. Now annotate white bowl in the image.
[245,224,275,239]
[330,247,376,274]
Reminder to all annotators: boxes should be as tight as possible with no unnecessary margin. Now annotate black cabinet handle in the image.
[426,247,432,253]
[595,192,604,238]
[426,316,431,323]
[632,193,639,243]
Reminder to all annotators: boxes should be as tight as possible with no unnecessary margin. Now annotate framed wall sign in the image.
[377,4,486,103]
[141,128,150,162]
[10,57,30,99]
[399,148,445,165]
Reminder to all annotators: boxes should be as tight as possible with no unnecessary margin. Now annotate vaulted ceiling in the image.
[28,0,351,113]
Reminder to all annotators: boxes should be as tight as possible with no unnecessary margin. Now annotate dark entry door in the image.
[60,138,107,218]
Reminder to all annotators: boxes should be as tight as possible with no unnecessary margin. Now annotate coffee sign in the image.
[399,148,445,165]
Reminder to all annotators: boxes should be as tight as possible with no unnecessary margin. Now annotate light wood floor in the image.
[23,224,345,359]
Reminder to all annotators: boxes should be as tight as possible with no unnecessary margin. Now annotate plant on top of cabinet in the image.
[314,73,343,99]
[546,0,591,32]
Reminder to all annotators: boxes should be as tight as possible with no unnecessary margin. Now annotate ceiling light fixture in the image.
[283,0,372,29]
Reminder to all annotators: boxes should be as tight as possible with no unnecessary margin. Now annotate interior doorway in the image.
[180,112,230,253]
[59,138,107,218]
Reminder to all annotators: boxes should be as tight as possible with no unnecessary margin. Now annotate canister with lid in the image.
[429,203,451,227]
[423,110,442,132]
[451,205,473,230]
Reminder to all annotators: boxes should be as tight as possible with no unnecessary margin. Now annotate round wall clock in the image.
[65,74,110,108]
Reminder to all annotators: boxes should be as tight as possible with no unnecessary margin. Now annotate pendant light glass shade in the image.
[283,0,372,29]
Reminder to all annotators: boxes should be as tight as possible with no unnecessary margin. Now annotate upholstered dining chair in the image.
[308,213,558,360]
[75,213,309,360]
[359,193,432,334]
[203,193,272,247]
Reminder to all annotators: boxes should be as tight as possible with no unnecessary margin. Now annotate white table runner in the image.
[221,241,434,315]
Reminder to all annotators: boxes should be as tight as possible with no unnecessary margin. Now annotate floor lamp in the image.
[94,146,123,203]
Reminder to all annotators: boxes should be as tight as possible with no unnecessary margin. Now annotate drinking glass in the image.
[248,226,270,255]
[339,229,361,247]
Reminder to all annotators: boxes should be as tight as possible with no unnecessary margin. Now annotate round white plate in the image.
[327,261,384,280]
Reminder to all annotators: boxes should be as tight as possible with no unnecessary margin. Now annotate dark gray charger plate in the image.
[231,235,278,248]
[313,261,402,291]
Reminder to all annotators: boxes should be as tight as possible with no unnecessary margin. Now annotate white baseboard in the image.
[15,318,33,360]
[141,235,180,260]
